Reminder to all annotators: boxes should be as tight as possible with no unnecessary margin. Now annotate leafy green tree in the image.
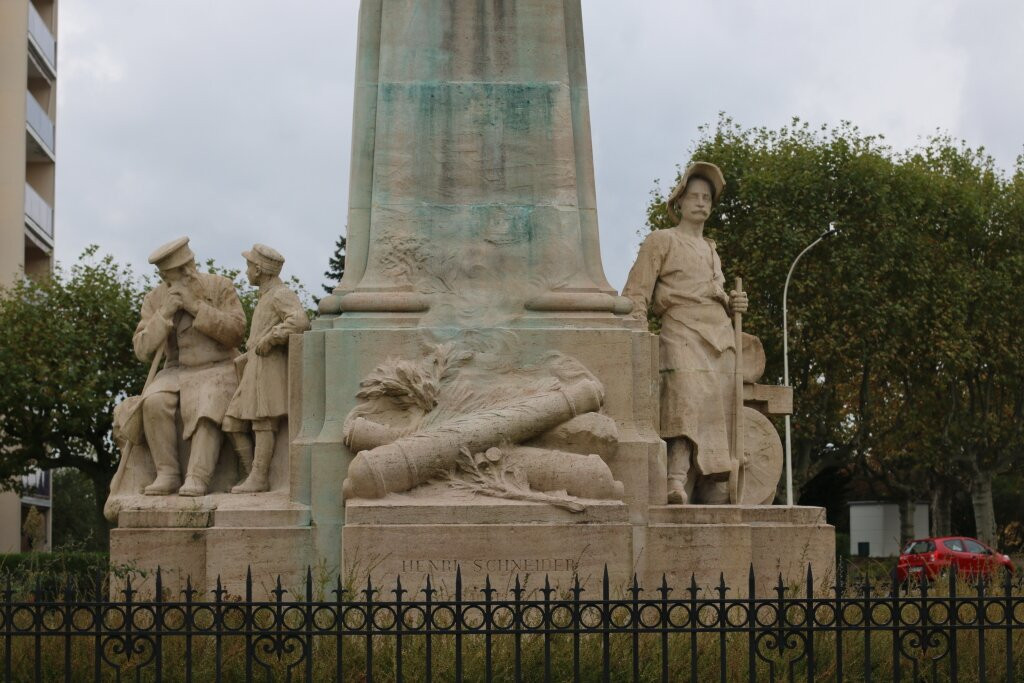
[0,247,148,548]
[322,235,346,295]
[51,469,103,551]
[644,116,1023,546]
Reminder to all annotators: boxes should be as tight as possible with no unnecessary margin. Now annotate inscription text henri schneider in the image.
[400,558,579,573]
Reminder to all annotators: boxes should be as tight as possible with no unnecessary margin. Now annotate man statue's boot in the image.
[228,431,254,483]
[144,441,182,495]
[666,439,695,505]
[179,420,223,497]
[232,430,274,493]
[142,394,182,495]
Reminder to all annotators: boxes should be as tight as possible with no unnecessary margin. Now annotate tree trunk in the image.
[930,480,952,536]
[898,498,917,546]
[89,474,112,551]
[971,469,998,547]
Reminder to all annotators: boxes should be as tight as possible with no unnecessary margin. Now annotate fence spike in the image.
[806,564,814,597]
[749,564,755,598]
[155,567,163,602]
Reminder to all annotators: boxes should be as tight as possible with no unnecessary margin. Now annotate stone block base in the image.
[343,496,633,595]
[638,505,835,595]
[109,497,314,600]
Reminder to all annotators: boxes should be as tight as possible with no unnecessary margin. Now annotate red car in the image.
[897,536,1015,584]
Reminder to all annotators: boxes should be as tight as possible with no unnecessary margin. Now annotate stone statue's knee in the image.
[142,392,177,420]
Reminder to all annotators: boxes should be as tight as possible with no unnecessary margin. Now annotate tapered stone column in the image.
[319,0,624,315]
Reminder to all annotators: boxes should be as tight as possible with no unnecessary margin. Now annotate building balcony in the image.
[25,92,55,161]
[27,2,56,79]
[24,183,54,246]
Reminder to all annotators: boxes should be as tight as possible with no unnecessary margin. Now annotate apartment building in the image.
[0,0,58,553]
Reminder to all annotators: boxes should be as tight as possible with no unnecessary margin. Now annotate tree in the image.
[643,116,1023,546]
[322,235,346,295]
[0,247,148,548]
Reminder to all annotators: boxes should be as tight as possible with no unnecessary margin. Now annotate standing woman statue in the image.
[622,162,748,504]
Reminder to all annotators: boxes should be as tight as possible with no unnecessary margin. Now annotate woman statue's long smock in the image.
[622,228,736,478]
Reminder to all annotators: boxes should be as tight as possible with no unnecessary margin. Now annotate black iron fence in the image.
[2,564,1022,681]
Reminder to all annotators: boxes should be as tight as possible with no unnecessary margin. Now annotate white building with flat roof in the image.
[848,501,929,557]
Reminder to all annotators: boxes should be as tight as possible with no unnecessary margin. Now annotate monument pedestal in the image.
[109,492,314,598]
[638,505,835,595]
[343,491,633,593]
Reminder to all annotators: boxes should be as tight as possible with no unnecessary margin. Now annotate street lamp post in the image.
[782,222,838,506]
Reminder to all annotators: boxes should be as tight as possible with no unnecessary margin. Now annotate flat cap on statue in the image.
[242,243,285,272]
[666,161,727,223]
[148,237,195,270]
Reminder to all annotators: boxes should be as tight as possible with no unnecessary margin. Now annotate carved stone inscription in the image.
[400,558,580,574]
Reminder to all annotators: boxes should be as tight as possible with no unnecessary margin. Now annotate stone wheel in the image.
[731,407,784,505]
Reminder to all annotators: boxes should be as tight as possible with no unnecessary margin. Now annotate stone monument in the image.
[106,0,834,598]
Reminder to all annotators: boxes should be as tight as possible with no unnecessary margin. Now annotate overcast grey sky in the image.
[54,1,1024,294]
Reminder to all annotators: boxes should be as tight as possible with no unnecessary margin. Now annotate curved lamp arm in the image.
[782,222,838,505]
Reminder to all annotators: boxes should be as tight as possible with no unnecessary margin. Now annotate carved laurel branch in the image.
[442,446,586,513]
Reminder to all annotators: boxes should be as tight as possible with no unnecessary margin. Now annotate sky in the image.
[53,1,1024,295]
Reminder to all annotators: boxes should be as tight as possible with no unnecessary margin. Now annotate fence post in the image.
[423,576,434,683]
[661,574,671,683]
[805,565,815,682]
[948,563,958,683]
[184,576,194,683]
[1003,567,1013,682]
[393,574,404,683]
[976,569,987,681]
[544,575,554,683]
[716,573,728,683]
[834,559,845,683]
[334,575,345,683]
[154,568,163,683]
[455,566,463,683]
[572,575,583,683]
[630,574,641,683]
[688,574,699,683]
[747,566,755,683]
[305,567,314,683]
[244,568,253,682]
[602,566,611,683]
[513,574,524,683]
[483,575,494,683]
[363,575,375,683]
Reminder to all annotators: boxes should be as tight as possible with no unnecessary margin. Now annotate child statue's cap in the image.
[242,243,285,273]
[148,237,195,270]
[666,161,726,223]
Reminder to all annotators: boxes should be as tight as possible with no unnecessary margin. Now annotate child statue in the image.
[223,244,310,493]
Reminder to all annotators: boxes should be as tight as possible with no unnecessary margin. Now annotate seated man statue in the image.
[133,237,246,496]
[223,244,310,493]
[622,162,748,505]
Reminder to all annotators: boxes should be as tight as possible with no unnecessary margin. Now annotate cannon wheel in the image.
[729,406,784,505]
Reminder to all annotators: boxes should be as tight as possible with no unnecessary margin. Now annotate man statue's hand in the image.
[160,290,185,319]
[729,290,749,314]
[174,287,201,316]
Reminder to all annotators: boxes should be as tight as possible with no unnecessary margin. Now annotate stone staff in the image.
[342,380,604,499]
[729,277,745,504]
